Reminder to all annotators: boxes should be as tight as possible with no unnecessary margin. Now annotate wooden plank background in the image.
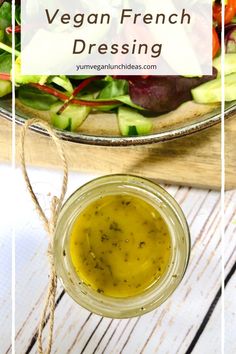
[0,114,235,353]
[0,166,233,354]
[0,116,235,190]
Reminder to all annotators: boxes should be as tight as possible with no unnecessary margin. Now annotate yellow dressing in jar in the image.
[69,194,171,298]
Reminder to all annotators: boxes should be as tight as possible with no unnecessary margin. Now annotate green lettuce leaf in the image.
[18,85,59,111]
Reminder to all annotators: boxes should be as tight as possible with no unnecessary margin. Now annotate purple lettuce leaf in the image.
[225,24,236,53]
[128,71,217,114]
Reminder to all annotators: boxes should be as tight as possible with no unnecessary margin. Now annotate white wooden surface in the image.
[0,164,235,354]
[0,164,12,354]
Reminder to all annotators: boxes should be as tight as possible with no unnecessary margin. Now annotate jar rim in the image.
[53,174,191,318]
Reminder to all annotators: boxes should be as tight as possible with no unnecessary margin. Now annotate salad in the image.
[0,0,236,137]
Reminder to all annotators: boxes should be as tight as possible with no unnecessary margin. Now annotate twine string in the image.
[20,118,68,354]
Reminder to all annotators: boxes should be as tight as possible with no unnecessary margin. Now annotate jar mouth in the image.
[54,174,191,318]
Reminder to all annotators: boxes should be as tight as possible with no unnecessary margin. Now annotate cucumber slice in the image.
[225,73,236,101]
[118,107,153,136]
[50,76,73,94]
[51,107,71,130]
[50,100,91,131]
[213,54,236,76]
[192,73,236,103]
[0,79,11,97]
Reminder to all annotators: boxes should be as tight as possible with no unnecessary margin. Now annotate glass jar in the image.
[53,175,190,318]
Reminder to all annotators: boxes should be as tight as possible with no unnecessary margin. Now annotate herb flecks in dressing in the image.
[70,194,171,298]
